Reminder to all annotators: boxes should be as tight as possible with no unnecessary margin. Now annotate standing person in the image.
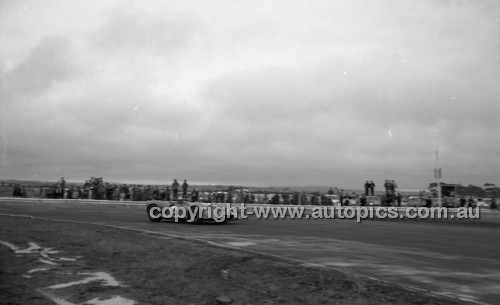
[468,196,476,208]
[396,193,402,207]
[20,186,27,198]
[165,186,171,201]
[364,181,370,196]
[459,196,466,207]
[191,189,199,202]
[370,181,375,196]
[60,177,66,199]
[182,179,189,199]
[119,184,126,201]
[172,179,179,200]
[391,180,397,192]
[385,195,393,207]
[12,184,20,197]
[425,197,432,208]
[389,180,395,193]
[360,195,367,206]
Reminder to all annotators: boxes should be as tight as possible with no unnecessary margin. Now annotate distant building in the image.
[429,182,500,198]
[428,182,457,197]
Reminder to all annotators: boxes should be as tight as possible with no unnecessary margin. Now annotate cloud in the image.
[0,0,499,188]
[1,36,76,101]
[91,7,205,57]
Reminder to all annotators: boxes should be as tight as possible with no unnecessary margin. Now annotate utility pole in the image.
[434,151,442,207]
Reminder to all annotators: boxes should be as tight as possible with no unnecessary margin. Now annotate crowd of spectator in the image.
[2,178,498,209]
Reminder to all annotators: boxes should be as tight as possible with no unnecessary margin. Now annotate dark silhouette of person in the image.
[396,193,402,207]
[13,184,21,197]
[360,195,367,206]
[172,179,179,200]
[385,195,393,207]
[165,186,171,201]
[459,196,466,207]
[182,179,189,198]
[369,181,375,196]
[364,181,370,196]
[60,177,66,199]
[468,197,475,208]
[191,189,199,202]
[390,180,396,193]
[425,197,432,208]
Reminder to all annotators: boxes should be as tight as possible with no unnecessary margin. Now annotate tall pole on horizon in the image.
[435,151,442,207]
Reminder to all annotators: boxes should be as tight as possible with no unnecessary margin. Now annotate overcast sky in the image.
[1,0,499,189]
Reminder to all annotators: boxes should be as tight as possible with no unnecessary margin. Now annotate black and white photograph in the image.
[1,1,499,304]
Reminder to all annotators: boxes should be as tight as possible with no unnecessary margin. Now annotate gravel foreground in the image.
[0,216,472,305]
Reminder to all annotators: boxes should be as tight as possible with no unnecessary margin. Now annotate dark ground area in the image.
[0,215,474,305]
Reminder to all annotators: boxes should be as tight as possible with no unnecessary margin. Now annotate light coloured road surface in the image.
[1,201,499,305]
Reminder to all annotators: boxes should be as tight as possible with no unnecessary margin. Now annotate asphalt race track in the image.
[1,201,499,305]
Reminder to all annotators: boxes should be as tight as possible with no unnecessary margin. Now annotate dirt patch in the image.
[0,215,472,305]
